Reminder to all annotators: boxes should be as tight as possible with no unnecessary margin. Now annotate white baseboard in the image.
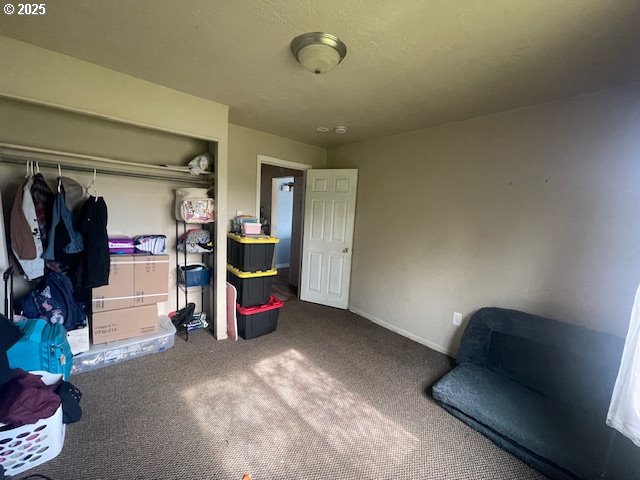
[349,307,454,357]
[275,263,290,269]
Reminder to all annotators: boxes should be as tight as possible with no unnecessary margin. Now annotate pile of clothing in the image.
[177,228,213,253]
[0,369,82,427]
[0,314,82,428]
[0,282,82,478]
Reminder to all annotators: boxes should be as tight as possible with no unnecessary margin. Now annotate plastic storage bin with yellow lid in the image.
[227,233,279,272]
[226,264,277,308]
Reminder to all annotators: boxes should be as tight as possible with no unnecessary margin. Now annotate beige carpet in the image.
[20,299,546,480]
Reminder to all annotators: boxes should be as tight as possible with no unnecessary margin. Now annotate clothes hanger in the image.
[57,164,62,193]
[87,168,99,201]
[25,160,35,179]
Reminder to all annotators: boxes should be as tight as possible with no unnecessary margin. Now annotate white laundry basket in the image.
[0,371,66,476]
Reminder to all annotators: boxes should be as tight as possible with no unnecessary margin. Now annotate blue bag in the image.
[20,271,86,331]
[7,319,73,380]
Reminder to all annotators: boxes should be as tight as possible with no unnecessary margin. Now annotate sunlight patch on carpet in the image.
[181,349,419,476]
[252,349,419,465]
[182,370,319,476]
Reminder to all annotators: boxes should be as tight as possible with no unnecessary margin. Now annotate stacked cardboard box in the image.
[91,255,169,344]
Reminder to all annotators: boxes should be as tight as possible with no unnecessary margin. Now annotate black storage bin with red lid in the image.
[236,295,283,339]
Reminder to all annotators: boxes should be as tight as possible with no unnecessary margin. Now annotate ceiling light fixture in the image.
[290,32,347,75]
[334,126,347,134]
[316,126,329,132]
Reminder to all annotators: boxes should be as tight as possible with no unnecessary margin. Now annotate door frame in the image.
[256,155,311,294]
[255,154,312,218]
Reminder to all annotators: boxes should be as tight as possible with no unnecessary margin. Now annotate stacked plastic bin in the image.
[226,233,282,339]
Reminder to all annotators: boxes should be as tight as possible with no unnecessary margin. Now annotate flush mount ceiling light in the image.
[290,32,347,74]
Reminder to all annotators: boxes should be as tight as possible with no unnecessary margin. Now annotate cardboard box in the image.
[92,255,169,312]
[133,255,169,306]
[91,304,158,344]
[92,255,135,312]
[67,326,90,355]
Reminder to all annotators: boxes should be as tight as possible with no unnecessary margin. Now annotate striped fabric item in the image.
[134,235,167,255]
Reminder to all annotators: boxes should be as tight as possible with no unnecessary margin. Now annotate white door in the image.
[300,169,358,309]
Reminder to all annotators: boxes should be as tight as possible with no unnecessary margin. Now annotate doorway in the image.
[257,155,311,300]
[271,176,294,269]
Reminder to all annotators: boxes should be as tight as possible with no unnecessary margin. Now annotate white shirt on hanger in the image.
[17,177,44,280]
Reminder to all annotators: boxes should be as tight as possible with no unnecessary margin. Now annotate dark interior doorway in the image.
[259,164,304,300]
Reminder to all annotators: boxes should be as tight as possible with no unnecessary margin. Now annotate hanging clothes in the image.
[0,187,10,278]
[0,188,10,321]
[30,172,54,251]
[22,176,45,260]
[42,184,84,261]
[9,179,36,260]
[22,177,45,279]
[10,178,45,280]
[59,176,86,212]
[77,196,109,288]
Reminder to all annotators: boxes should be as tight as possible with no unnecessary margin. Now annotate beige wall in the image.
[0,36,228,142]
[328,83,640,355]
[228,123,326,227]
[0,97,208,165]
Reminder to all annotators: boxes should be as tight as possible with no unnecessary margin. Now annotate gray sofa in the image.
[432,307,629,480]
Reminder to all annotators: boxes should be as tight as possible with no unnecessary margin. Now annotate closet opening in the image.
[0,97,224,364]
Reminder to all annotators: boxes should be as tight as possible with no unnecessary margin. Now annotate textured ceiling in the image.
[1,0,640,147]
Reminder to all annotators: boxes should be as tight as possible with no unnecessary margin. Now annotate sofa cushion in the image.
[432,363,613,480]
[457,308,623,414]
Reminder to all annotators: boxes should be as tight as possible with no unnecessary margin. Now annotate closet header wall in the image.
[0,98,214,185]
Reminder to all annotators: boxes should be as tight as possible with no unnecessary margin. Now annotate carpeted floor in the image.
[270,268,297,302]
[20,299,546,480]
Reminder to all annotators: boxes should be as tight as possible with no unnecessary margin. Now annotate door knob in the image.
[343,247,350,253]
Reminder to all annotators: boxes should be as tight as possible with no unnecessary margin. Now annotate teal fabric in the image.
[7,319,73,380]
[433,307,627,480]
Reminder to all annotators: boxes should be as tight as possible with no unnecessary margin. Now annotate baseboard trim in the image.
[349,307,454,357]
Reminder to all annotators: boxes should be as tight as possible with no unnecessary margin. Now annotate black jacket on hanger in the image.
[77,196,109,289]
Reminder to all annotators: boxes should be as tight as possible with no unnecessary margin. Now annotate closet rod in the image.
[0,142,213,186]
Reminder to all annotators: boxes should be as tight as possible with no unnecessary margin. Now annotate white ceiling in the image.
[1,0,639,147]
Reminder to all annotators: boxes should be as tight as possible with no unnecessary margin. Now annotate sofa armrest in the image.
[455,307,495,366]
